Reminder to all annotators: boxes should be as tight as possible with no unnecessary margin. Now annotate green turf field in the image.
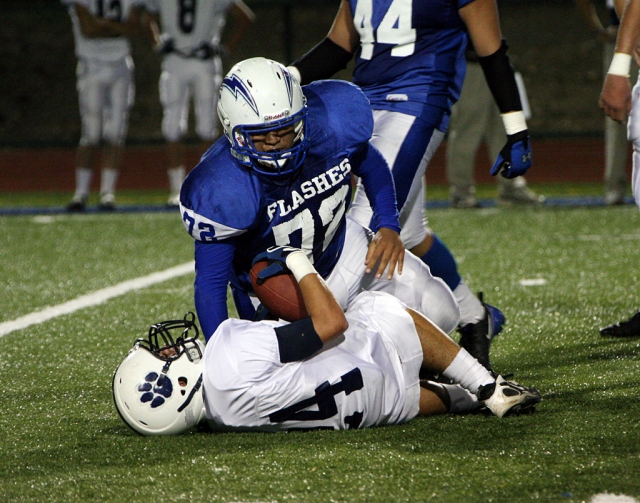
[1,185,639,502]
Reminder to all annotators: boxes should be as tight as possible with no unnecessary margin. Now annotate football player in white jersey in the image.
[63,0,148,211]
[599,0,640,337]
[112,246,541,435]
[142,0,254,206]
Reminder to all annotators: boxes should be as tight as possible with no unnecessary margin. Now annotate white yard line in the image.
[0,261,195,338]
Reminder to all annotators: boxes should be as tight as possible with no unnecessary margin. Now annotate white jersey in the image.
[63,0,141,61]
[145,0,237,52]
[202,291,423,432]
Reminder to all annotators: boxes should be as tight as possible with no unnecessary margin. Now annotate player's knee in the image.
[80,123,101,146]
[420,279,460,335]
[408,232,434,257]
[425,299,460,335]
[162,115,186,142]
[103,118,128,145]
[196,121,217,142]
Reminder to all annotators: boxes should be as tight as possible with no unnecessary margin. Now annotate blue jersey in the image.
[348,0,473,129]
[180,80,400,338]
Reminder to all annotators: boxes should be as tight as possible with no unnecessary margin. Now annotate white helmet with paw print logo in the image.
[112,313,206,435]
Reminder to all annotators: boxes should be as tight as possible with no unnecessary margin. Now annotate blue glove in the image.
[490,130,532,179]
[251,246,301,286]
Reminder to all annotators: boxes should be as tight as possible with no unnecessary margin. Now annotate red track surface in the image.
[0,138,632,192]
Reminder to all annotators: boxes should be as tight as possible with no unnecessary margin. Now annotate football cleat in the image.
[450,194,480,209]
[600,311,640,337]
[477,375,541,418]
[167,194,180,208]
[458,292,505,370]
[497,178,544,206]
[66,195,87,212]
[604,190,625,206]
[99,193,117,211]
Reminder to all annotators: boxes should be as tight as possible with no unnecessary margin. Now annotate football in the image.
[249,261,308,321]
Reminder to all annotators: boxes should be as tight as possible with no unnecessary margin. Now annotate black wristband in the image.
[291,37,354,85]
[477,40,522,114]
[274,317,323,363]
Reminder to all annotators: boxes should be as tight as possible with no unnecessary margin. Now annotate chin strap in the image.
[178,374,204,412]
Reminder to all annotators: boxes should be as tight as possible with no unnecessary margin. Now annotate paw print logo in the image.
[137,372,173,408]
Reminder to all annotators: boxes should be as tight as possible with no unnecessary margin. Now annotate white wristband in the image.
[287,65,302,84]
[608,52,632,77]
[501,111,528,136]
[286,251,317,283]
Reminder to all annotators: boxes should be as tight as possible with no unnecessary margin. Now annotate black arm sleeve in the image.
[274,317,324,363]
[290,37,354,85]
[477,40,523,114]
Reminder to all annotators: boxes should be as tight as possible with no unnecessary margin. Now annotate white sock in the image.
[100,168,119,196]
[453,281,485,326]
[168,166,185,197]
[440,383,482,413]
[74,168,92,199]
[442,348,494,394]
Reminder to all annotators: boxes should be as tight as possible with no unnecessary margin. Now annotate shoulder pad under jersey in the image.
[180,141,261,243]
[303,80,374,155]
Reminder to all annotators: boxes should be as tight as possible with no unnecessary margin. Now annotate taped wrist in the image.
[501,111,528,136]
[290,37,353,85]
[608,52,632,77]
[285,251,317,283]
[478,40,522,114]
[275,317,323,363]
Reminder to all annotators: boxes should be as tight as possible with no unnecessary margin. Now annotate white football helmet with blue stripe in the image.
[217,57,309,177]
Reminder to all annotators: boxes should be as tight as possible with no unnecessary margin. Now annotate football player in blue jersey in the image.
[287,0,533,369]
[179,57,461,342]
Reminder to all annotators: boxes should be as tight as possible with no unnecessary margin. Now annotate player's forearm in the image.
[574,0,606,33]
[297,273,348,343]
[288,0,355,85]
[194,241,235,339]
[615,0,640,55]
[477,40,524,116]
[356,144,401,233]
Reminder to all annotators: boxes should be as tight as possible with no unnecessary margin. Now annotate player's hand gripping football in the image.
[252,246,306,285]
[490,130,532,179]
[365,227,405,280]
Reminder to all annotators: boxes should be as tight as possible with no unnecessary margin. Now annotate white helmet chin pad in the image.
[217,57,310,177]
[112,313,206,436]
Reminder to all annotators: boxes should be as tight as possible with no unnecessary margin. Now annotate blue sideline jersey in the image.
[348,0,474,130]
[180,80,400,338]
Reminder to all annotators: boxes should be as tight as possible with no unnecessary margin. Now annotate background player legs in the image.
[98,142,122,210]
[70,144,95,209]
[603,39,633,204]
[166,139,186,206]
[446,62,491,208]
[446,61,542,208]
